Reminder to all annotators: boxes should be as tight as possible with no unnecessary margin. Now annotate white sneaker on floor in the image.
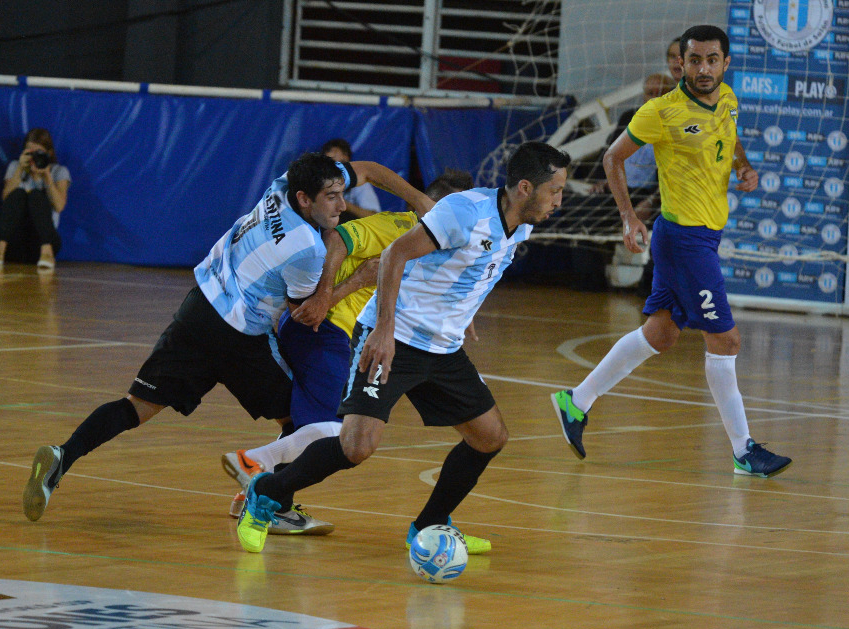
[269,504,334,535]
[221,450,264,490]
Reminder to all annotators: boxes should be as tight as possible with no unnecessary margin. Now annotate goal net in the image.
[477,0,848,308]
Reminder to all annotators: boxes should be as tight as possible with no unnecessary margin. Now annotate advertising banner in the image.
[724,0,848,304]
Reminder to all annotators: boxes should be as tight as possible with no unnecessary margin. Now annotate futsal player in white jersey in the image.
[23,152,433,524]
[236,142,571,554]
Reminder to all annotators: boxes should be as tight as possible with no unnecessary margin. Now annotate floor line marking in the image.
[3,459,847,536]
[0,342,128,352]
[555,333,849,412]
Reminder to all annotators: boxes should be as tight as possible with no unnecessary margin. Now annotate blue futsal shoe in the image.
[551,389,588,459]
[733,439,792,478]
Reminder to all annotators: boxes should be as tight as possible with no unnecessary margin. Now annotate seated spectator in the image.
[0,128,71,270]
[321,138,381,221]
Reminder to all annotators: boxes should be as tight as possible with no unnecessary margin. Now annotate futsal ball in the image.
[409,524,468,584]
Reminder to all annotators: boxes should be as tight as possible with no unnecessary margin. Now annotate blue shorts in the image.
[276,311,349,429]
[643,215,735,334]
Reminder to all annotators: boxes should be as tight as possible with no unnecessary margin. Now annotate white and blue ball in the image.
[408,524,468,584]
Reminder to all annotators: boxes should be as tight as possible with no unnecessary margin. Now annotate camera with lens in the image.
[30,150,50,169]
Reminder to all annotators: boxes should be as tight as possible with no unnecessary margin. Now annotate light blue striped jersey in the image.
[358,187,531,353]
[194,163,353,335]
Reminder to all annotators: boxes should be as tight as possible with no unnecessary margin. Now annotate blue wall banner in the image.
[0,84,555,268]
[724,0,849,305]
[0,87,419,267]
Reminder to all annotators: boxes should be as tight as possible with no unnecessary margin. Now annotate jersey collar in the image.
[497,187,517,237]
[679,78,719,113]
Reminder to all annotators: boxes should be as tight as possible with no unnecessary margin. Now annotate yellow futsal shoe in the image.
[406,518,492,555]
[236,473,281,553]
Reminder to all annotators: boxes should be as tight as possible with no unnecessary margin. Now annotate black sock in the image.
[254,436,355,506]
[272,462,294,510]
[414,440,500,531]
[60,398,141,472]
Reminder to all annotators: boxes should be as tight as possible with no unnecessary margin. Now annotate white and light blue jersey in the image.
[195,163,353,336]
[358,187,531,354]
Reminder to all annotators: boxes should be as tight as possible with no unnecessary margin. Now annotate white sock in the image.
[704,352,751,457]
[246,421,343,470]
[572,327,659,412]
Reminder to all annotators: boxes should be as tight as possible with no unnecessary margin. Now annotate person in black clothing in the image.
[0,128,71,269]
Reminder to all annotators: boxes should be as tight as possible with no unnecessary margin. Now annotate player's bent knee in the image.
[127,395,164,424]
[339,415,384,464]
[643,325,678,353]
[341,441,375,465]
[705,333,740,356]
[479,431,508,453]
[463,432,507,454]
[457,413,508,453]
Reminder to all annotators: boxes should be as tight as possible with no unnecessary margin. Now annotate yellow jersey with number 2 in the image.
[627,79,739,231]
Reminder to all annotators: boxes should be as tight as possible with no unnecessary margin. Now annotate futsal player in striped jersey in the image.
[222,170,478,540]
[23,152,433,523]
[235,141,570,554]
[552,25,792,478]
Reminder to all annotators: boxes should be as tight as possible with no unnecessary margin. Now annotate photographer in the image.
[0,128,71,269]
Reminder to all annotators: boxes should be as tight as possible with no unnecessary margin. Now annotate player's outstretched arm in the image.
[350,161,434,219]
[603,131,648,254]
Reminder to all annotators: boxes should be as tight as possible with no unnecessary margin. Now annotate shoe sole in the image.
[23,446,59,521]
[734,460,793,478]
[221,453,253,490]
[550,393,586,460]
[269,522,335,536]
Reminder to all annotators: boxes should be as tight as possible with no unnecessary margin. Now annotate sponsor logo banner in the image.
[753,0,835,52]
[719,1,847,304]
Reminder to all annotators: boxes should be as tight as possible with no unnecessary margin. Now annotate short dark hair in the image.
[320,138,353,160]
[288,152,345,201]
[505,141,571,189]
[425,168,474,201]
[680,25,729,58]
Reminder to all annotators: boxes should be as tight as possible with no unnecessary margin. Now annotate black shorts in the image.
[129,286,292,419]
[337,322,495,426]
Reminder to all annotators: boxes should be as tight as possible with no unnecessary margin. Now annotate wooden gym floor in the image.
[1,262,847,628]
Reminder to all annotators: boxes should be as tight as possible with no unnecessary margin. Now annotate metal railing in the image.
[280,0,562,104]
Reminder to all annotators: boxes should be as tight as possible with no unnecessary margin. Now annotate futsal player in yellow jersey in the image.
[552,25,792,478]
